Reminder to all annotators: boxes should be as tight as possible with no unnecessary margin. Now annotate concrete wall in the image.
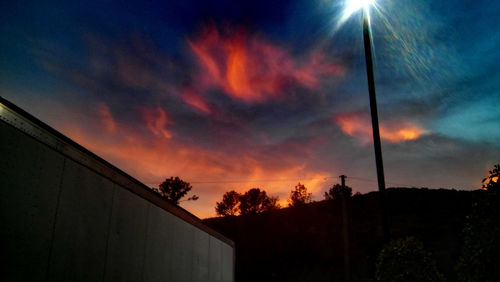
[0,99,234,282]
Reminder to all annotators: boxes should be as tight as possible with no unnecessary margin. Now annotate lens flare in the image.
[339,0,375,26]
[345,0,375,16]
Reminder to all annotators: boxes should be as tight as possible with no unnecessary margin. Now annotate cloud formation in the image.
[186,25,343,104]
[333,112,427,144]
[4,0,499,218]
[58,102,333,217]
[24,20,496,218]
[141,106,174,139]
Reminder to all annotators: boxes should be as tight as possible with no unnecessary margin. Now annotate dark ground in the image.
[204,188,479,282]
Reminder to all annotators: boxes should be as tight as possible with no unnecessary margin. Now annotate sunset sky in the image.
[1,0,499,217]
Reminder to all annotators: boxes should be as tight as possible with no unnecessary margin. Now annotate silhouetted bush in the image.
[288,182,312,207]
[215,188,281,216]
[324,183,352,200]
[239,188,280,215]
[376,237,444,282]
[216,190,241,216]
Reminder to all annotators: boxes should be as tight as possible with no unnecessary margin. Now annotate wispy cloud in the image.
[333,112,427,144]
[187,24,343,104]
[140,106,174,139]
[95,103,117,134]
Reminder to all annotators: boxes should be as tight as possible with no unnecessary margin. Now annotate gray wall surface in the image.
[0,100,234,282]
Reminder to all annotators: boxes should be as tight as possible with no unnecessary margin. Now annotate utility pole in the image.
[340,175,350,282]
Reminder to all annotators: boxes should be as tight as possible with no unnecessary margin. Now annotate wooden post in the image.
[340,175,350,282]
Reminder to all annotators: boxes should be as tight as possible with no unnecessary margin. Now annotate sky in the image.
[1,0,499,218]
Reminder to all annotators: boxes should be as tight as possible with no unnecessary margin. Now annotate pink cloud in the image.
[180,87,212,114]
[140,106,173,139]
[187,25,344,104]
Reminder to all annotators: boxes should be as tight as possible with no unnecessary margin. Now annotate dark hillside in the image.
[204,188,478,282]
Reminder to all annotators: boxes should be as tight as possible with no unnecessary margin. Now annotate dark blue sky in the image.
[1,0,499,217]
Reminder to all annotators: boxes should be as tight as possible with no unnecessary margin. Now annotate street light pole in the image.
[362,10,389,241]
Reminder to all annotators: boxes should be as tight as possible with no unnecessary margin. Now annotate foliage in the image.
[239,188,281,215]
[456,164,500,281]
[324,183,352,200]
[288,182,312,207]
[481,164,500,190]
[215,188,281,216]
[158,176,197,204]
[376,237,444,282]
[265,195,281,211]
[185,195,199,201]
[216,190,241,216]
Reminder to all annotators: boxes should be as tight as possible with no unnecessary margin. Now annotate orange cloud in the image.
[333,112,426,144]
[187,25,343,104]
[381,125,426,143]
[140,106,173,139]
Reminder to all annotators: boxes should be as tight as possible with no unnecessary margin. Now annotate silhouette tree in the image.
[239,188,280,215]
[288,182,312,207]
[324,183,352,201]
[482,164,500,190]
[216,190,241,216]
[265,195,281,211]
[158,176,197,204]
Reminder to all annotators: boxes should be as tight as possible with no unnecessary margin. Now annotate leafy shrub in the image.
[376,237,444,282]
[456,187,500,281]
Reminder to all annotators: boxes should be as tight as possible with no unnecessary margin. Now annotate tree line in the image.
[151,173,360,216]
[149,175,354,217]
[215,182,353,216]
[152,163,499,229]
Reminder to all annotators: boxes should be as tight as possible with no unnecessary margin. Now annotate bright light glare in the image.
[345,0,375,15]
[339,0,375,25]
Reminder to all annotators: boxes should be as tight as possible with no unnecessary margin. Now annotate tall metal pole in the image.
[362,10,389,241]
